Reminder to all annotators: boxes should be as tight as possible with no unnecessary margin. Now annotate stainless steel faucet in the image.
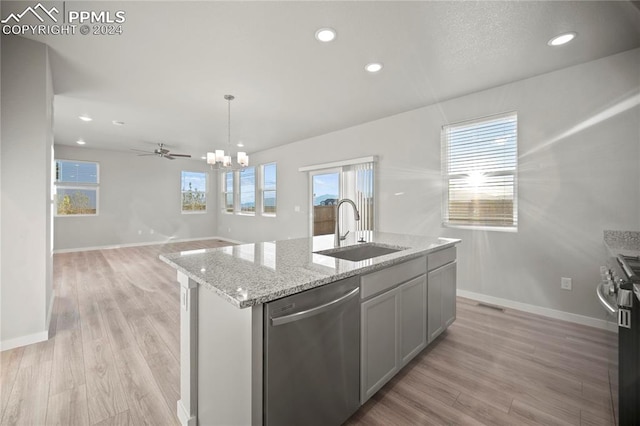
[335,199,360,246]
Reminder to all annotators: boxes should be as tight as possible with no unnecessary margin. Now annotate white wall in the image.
[1,36,54,349]
[219,48,640,321]
[53,146,218,251]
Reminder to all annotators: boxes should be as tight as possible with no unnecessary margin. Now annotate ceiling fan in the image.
[132,143,191,160]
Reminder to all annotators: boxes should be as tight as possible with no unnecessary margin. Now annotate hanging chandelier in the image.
[207,94,249,168]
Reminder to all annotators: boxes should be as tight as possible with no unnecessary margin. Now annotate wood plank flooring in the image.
[0,239,231,426]
[1,240,617,425]
[346,299,617,426]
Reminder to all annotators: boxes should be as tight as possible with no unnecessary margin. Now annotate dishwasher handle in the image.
[271,287,360,326]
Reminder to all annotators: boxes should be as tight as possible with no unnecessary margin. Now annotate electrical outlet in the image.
[561,277,572,290]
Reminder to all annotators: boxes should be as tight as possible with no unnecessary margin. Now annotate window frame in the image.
[54,159,100,217]
[261,162,277,216]
[221,170,235,214]
[239,166,257,215]
[441,112,518,232]
[181,170,208,214]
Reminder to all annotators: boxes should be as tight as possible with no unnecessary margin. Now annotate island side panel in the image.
[177,272,198,426]
[197,283,263,426]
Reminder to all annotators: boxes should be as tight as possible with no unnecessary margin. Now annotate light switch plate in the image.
[561,277,572,290]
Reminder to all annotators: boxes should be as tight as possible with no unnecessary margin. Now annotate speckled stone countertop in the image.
[160,232,461,309]
[604,230,640,257]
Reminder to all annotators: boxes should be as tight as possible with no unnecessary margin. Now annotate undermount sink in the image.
[316,243,406,262]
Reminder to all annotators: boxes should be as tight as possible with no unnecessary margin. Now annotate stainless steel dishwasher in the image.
[264,276,360,426]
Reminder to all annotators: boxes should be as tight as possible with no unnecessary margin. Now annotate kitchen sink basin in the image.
[316,243,405,262]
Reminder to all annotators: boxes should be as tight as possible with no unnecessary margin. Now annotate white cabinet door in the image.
[399,274,427,366]
[428,261,456,343]
[360,289,399,403]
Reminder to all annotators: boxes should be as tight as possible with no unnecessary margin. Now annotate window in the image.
[222,171,234,213]
[262,163,277,215]
[54,160,99,216]
[442,112,518,230]
[239,167,256,214]
[181,171,207,213]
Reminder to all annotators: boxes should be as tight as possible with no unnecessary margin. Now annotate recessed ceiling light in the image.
[201,156,207,160]
[112,120,125,126]
[548,32,576,46]
[78,115,92,122]
[365,62,383,73]
[76,139,86,145]
[237,142,244,147]
[315,28,336,42]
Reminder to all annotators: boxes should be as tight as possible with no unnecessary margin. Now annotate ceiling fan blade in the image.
[169,153,191,157]
[131,148,153,153]
[164,155,176,160]
[136,153,156,156]
[159,149,170,154]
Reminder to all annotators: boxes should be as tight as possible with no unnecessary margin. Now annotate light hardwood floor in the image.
[1,240,617,425]
[346,300,617,426]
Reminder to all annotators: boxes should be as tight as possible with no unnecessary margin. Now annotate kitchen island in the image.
[160,231,461,426]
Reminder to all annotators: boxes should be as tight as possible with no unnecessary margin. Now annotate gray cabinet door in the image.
[428,261,457,342]
[399,274,427,366]
[441,262,457,328]
[361,289,399,403]
[427,268,443,342]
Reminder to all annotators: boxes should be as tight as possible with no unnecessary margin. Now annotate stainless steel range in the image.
[599,252,640,425]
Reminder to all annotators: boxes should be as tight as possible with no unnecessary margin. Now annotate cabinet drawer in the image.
[361,256,427,300]
[428,247,456,271]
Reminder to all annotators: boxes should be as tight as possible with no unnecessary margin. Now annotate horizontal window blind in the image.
[55,160,98,184]
[442,112,518,229]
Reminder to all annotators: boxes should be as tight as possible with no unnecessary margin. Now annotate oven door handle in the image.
[597,282,617,315]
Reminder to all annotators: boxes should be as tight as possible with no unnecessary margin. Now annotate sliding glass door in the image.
[311,171,340,236]
[309,161,375,237]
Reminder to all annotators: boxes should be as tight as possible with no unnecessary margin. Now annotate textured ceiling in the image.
[5,1,640,159]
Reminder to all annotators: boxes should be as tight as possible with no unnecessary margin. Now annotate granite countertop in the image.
[160,231,461,308]
[604,230,640,257]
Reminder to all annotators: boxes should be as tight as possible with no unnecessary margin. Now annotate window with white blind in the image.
[239,166,256,214]
[442,112,518,231]
[222,171,234,213]
[261,163,277,215]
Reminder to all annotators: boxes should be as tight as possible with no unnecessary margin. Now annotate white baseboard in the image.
[53,236,240,254]
[0,330,49,352]
[1,290,55,351]
[177,400,196,426]
[457,289,618,333]
[45,290,55,334]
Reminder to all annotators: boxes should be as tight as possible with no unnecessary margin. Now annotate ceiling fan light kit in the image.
[207,94,250,169]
